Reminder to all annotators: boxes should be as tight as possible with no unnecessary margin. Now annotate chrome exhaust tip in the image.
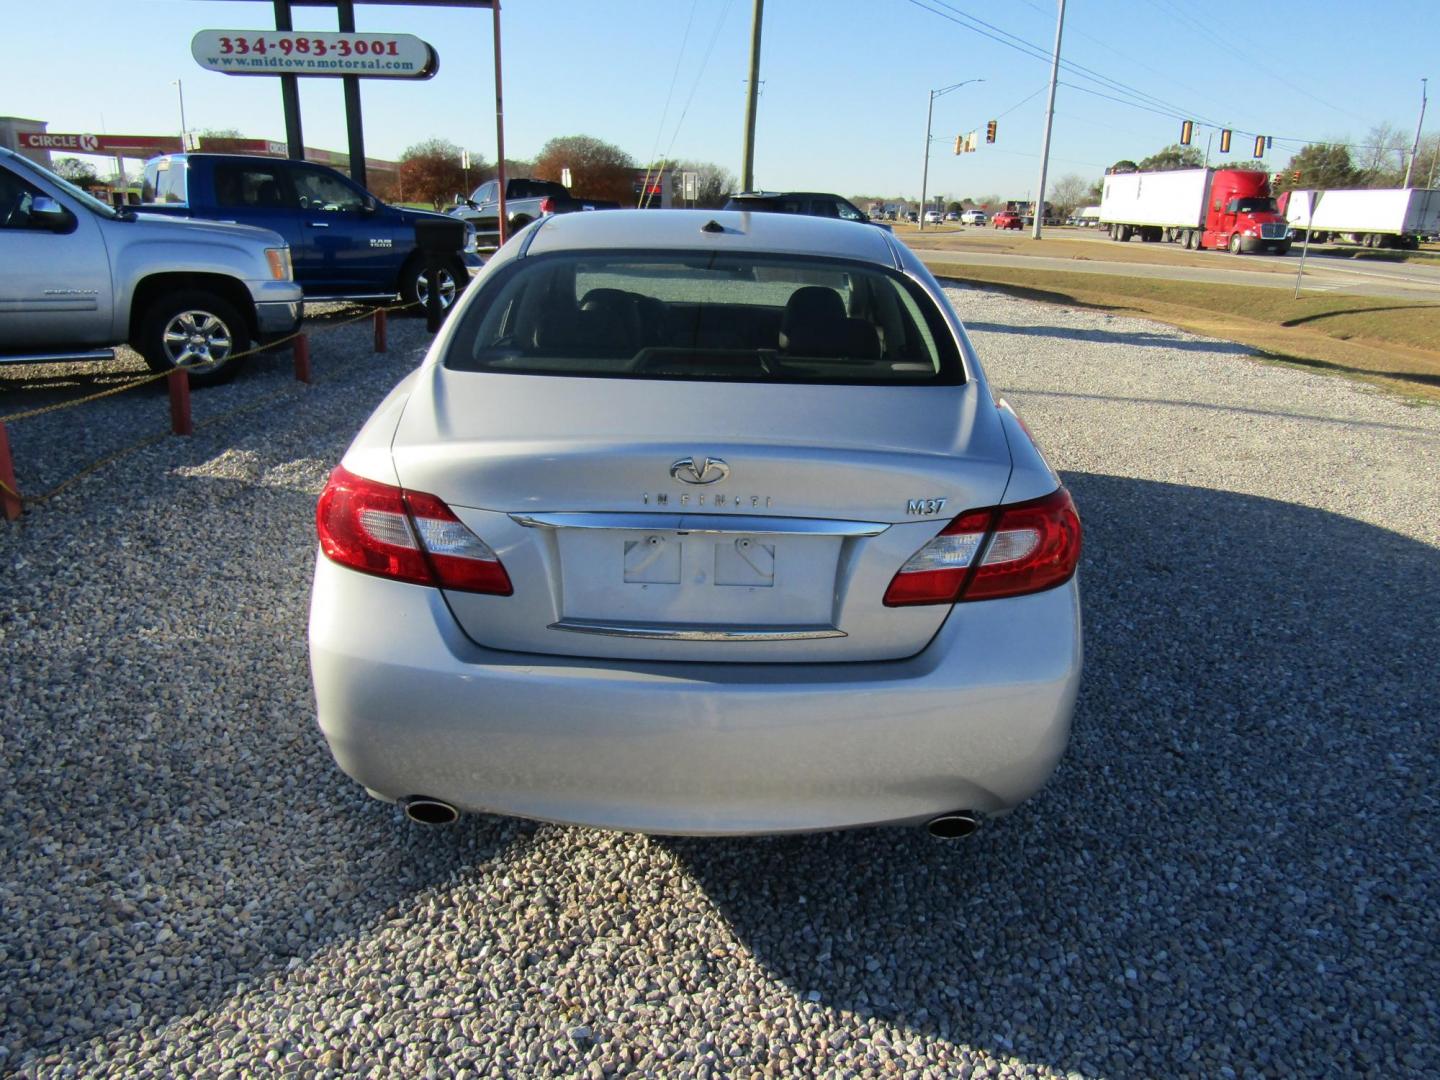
[926,812,980,839]
[401,797,459,826]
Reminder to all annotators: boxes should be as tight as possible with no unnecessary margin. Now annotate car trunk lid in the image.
[390,369,1013,662]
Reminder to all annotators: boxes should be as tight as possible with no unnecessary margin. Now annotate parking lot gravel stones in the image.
[2,290,1437,1077]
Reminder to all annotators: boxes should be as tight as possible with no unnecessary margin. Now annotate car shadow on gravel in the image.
[962,321,1256,355]
[666,471,1439,1078]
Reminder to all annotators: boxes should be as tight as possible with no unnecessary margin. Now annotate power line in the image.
[995,84,1049,120]
[638,0,701,208]
[1143,0,1371,124]
[902,0,1412,168]
[912,0,1224,127]
[1012,0,1217,108]
[656,0,738,176]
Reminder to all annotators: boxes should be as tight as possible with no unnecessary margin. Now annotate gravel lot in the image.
[2,289,1437,1078]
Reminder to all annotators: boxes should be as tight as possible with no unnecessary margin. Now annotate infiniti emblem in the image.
[670,456,730,485]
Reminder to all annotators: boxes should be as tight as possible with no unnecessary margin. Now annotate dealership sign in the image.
[192,30,438,79]
[19,132,182,154]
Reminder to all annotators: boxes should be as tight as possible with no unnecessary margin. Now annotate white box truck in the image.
[1280,188,1440,250]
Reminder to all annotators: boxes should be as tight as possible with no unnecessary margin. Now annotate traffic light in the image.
[1180,120,1193,146]
[1219,128,1232,154]
[986,120,997,144]
[1253,135,1266,158]
[954,135,963,155]
[1292,171,1301,182]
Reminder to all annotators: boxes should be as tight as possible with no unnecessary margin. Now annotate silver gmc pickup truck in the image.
[0,146,302,386]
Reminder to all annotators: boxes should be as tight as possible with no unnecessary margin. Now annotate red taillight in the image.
[883,487,1081,606]
[538,196,555,214]
[316,466,513,595]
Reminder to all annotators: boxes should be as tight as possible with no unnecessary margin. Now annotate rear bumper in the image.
[308,557,1083,835]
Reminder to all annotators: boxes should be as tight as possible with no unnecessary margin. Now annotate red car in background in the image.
[992,211,1023,230]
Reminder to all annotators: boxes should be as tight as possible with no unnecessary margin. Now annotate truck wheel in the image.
[138,290,247,387]
[400,257,465,312]
[1229,233,1243,255]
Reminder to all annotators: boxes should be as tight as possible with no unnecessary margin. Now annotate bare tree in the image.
[1048,173,1091,217]
[671,159,737,208]
[1357,122,1409,186]
[53,157,99,185]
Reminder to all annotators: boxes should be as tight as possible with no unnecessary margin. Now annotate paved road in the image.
[910,237,1440,300]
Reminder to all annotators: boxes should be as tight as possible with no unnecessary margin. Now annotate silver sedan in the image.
[309,209,1082,836]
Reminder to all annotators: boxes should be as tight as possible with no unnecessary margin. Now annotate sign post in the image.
[1293,190,1319,300]
[198,1,502,204]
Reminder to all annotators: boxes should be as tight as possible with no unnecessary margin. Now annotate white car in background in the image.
[924,210,944,225]
[309,209,1083,837]
[961,209,988,225]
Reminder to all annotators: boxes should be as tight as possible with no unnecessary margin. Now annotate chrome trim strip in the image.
[0,349,115,365]
[305,293,398,303]
[509,511,889,537]
[549,619,847,642]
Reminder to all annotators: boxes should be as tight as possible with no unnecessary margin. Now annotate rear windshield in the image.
[444,251,963,385]
[141,159,188,205]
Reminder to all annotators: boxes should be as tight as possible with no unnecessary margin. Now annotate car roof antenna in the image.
[701,219,726,234]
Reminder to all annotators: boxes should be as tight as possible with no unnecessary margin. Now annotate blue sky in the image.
[6,0,1435,202]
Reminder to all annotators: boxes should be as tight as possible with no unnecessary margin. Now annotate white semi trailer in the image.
[1281,188,1440,250]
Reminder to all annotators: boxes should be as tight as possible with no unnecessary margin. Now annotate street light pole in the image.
[173,79,189,149]
[1403,77,1428,189]
[919,78,983,232]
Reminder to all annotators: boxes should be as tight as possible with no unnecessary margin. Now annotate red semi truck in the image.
[1098,168,1291,255]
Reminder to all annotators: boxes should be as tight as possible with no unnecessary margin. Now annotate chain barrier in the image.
[0,299,421,515]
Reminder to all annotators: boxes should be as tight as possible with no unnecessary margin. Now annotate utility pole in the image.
[1403,77,1428,188]
[919,78,983,232]
[1030,0,1066,239]
[740,0,764,192]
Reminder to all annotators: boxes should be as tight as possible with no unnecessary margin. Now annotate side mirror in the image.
[32,196,73,232]
[361,197,378,214]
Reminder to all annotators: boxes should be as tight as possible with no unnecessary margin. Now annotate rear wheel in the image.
[137,290,247,387]
[399,256,467,313]
[1229,233,1243,255]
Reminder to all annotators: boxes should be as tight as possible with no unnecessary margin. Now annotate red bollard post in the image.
[293,332,312,383]
[0,421,22,521]
[373,308,388,353]
[168,369,192,436]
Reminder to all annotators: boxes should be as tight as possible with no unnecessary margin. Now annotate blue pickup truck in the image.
[140,153,479,310]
